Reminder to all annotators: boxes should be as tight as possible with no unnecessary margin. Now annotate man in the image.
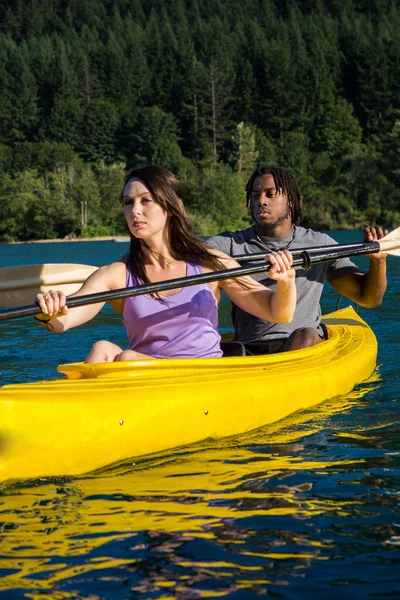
[207,165,387,353]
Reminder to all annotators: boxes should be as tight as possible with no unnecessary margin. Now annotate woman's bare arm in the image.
[214,250,296,324]
[35,261,126,332]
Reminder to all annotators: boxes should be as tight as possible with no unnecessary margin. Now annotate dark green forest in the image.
[0,0,399,241]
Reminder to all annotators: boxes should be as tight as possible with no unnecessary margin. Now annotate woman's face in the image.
[122,178,168,240]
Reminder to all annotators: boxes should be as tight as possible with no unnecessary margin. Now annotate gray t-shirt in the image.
[207,225,357,341]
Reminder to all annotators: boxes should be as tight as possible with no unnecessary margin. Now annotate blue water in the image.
[0,232,399,599]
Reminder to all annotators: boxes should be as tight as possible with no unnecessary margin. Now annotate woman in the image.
[35,164,296,363]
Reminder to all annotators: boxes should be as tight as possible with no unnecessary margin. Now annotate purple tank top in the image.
[122,261,222,358]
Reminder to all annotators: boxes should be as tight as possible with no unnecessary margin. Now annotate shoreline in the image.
[0,236,131,245]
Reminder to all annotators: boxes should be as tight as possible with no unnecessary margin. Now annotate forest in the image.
[0,0,399,241]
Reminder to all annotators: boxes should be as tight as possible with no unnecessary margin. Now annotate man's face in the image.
[249,174,291,230]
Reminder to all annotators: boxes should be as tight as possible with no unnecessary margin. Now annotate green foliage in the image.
[0,0,399,240]
[0,37,38,144]
[0,170,43,241]
[95,162,127,232]
[126,106,191,177]
[11,142,79,174]
[81,224,120,237]
[278,130,312,178]
[184,165,247,233]
[46,98,84,149]
[0,144,13,175]
[254,130,278,167]
[187,210,219,236]
[81,100,121,164]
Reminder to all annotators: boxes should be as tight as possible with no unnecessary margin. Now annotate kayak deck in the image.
[0,307,378,482]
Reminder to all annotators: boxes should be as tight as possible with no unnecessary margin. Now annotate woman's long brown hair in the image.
[120,164,225,293]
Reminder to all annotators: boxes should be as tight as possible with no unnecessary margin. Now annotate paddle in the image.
[0,227,399,322]
[0,240,394,307]
[234,241,384,263]
[0,263,98,307]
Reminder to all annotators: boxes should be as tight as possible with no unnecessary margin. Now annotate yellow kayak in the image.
[0,307,377,483]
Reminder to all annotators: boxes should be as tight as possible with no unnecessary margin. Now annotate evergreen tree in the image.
[11,142,79,175]
[99,30,130,108]
[80,99,121,164]
[232,58,257,124]
[128,0,145,25]
[46,97,84,150]
[125,106,189,176]
[311,97,363,185]
[143,10,171,108]
[0,39,38,144]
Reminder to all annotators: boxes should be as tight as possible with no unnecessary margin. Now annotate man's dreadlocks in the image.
[245,166,302,225]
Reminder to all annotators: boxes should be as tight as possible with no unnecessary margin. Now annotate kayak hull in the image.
[0,307,378,482]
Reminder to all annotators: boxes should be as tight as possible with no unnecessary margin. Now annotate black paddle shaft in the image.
[235,241,370,263]
[0,241,380,322]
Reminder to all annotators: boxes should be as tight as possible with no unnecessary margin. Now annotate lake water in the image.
[0,232,399,599]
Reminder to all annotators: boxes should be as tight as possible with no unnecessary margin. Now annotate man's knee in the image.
[282,327,323,351]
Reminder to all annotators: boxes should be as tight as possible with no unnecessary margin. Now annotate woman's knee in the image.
[114,349,156,362]
[85,340,122,364]
[114,350,141,362]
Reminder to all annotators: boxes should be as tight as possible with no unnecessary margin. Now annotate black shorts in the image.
[243,324,328,356]
[243,338,287,356]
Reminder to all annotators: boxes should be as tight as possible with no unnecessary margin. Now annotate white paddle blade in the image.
[0,263,97,307]
[379,226,400,256]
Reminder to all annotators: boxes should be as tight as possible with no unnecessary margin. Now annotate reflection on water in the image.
[1,377,399,599]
